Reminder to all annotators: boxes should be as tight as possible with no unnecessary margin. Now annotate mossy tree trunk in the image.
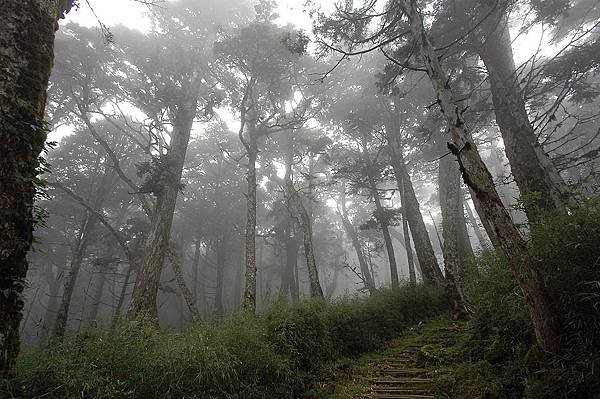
[0,0,74,375]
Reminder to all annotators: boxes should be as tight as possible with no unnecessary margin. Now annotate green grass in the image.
[1,285,447,399]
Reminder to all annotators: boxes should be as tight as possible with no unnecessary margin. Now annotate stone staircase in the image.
[358,323,468,399]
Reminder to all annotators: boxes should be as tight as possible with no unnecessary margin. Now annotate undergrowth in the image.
[1,285,446,398]
[436,200,600,398]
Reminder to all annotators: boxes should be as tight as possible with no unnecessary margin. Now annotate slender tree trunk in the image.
[360,139,400,289]
[387,131,444,284]
[112,265,132,329]
[128,102,197,321]
[87,267,108,327]
[0,0,73,375]
[41,267,60,342]
[404,0,560,353]
[439,155,469,319]
[464,196,490,249]
[214,242,226,317]
[191,235,201,305]
[242,140,258,312]
[167,248,201,321]
[283,134,324,298]
[397,172,417,284]
[476,5,571,218]
[51,214,94,340]
[339,190,376,293]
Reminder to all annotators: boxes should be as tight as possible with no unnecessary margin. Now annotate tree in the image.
[216,20,314,312]
[0,0,74,375]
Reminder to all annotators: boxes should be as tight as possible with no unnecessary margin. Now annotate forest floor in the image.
[317,316,470,399]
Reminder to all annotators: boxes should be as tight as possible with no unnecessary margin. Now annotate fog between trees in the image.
[1,0,599,380]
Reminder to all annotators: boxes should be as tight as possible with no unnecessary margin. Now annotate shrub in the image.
[2,285,447,398]
[439,200,600,398]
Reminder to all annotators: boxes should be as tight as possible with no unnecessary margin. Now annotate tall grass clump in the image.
[1,284,446,398]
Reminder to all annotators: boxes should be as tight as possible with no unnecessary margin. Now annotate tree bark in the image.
[439,155,469,319]
[360,138,400,289]
[127,102,197,321]
[386,130,445,284]
[403,0,560,353]
[283,133,324,298]
[401,192,417,285]
[339,189,376,293]
[167,248,201,321]
[476,5,571,218]
[0,0,73,375]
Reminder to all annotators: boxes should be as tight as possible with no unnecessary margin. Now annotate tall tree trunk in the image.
[191,235,201,305]
[360,138,400,289]
[464,196,490,249]
[167,248,201,321]
[87,266,109,327]
[283,133,324,298]
[0,0,73,375]
[404,0,560,353]
[386,130,445,284]
[52,164,114,340]
[400,186,417,285]
[476,5,571,218]
[128,102,197,321]
[339,189,376,293]
[111,265,132,329]
[41,267,60,342]
[242,139,258,312]
[439,155,469,319]
[214,241,226,317]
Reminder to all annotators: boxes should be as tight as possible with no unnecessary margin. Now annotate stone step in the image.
[373,387,433,394]
[370,377,433,385]
[375,394,435,399]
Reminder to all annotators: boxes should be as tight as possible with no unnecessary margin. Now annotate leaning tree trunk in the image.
[0,0,73,375]
[476,5,571,219]
[403,0,560,353]
[387,130,445,284]
[439,155,469,319]
[127,102,197,321]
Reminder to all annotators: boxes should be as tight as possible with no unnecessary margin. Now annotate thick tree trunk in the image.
[439,155,469,319]
[404,0,560,353]
[128,103,196,321]
[400,197,417,284]
[0,0,73,375]
[476,6,571,218]
[387,132,444,284]
[87,267,109,327]
[242,140,258,312]
[41,267,60,342]
[280,232,300,301]
[339,190,376,293]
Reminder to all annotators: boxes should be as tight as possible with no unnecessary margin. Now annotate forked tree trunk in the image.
[476,4,571,218]
[283,134,324,298]
[0,0,73,375]
[403,0,560,353]
[128,103,197,321]
[387,129,445,284]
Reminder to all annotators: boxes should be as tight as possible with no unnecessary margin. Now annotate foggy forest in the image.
[1,0,599,397]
